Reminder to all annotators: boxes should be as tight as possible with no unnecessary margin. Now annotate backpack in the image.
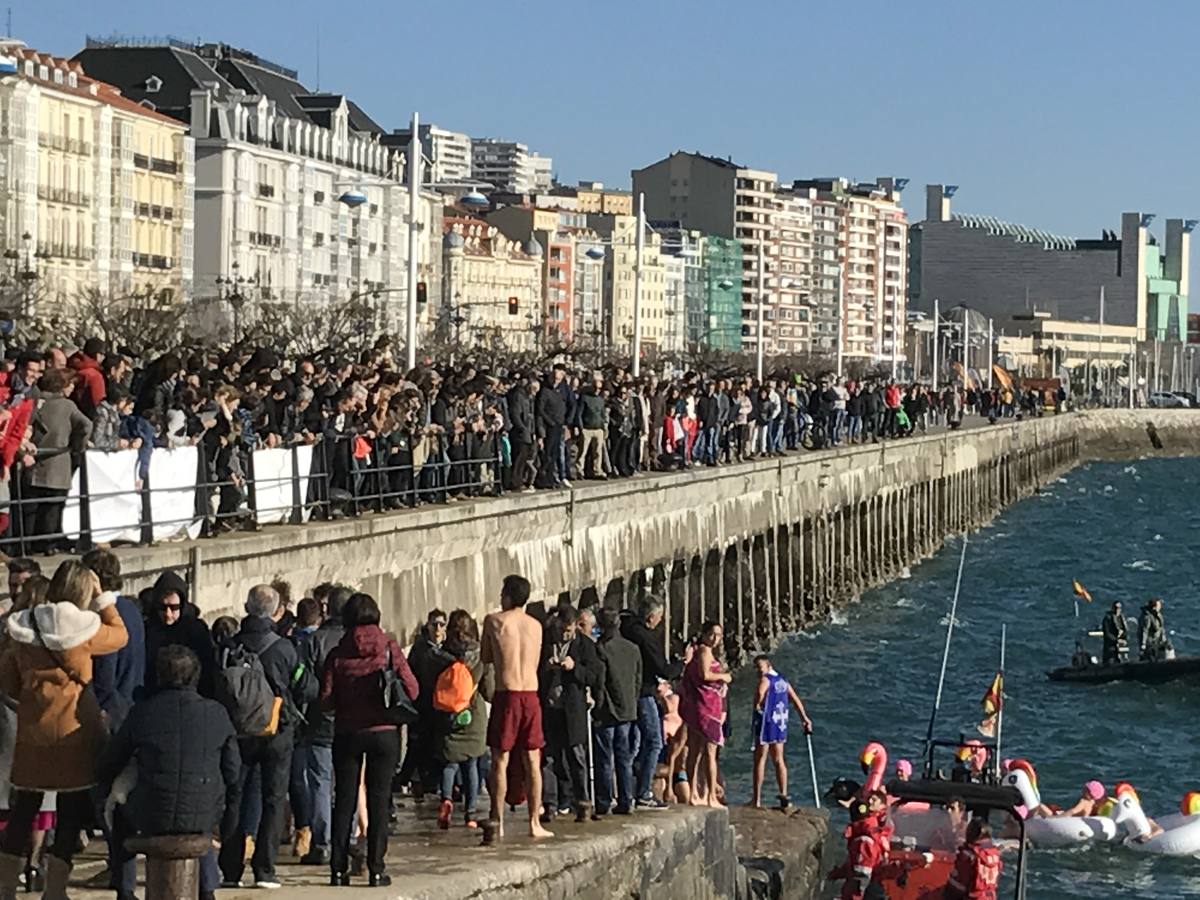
[433,660,475,717]
[215,642,282,736]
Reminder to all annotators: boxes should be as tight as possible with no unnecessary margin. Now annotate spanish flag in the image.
[978,672,1003,738]
[1073,580,1093,603]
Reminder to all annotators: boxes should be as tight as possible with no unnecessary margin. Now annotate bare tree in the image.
[69,286,182,355]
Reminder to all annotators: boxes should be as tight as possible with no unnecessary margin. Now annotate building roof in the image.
[951,213,1076,251]
[73,44,235,123]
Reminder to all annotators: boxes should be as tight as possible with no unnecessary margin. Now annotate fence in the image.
[3,436,504,556]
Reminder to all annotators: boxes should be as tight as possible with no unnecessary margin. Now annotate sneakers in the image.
[635,797,668,811]
[300,847,331,866]
[255,877,282,890]
[219,881,243,890]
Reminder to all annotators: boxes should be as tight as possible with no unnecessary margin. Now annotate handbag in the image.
[379,644,418,726]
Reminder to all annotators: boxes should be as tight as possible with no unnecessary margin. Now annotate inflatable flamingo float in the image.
[857,742,958,849]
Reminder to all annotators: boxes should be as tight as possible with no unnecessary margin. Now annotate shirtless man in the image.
[482,574,553,839]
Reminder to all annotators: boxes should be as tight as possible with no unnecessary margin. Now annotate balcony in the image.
[133,153,150,170]
[257,184,276,198]
[132,252,172,270]
[150,157,178,175]
[250,232,282,248]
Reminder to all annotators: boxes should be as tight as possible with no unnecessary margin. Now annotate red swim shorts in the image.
[487,690,544,752]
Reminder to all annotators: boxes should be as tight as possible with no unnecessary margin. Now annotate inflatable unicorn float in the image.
[1002,760,1200,856]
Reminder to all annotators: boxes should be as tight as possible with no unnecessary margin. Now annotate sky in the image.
[14,0,1200,270]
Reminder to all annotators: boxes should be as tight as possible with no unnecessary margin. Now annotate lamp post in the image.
[756,240,765,381]
[632,191,645,377]
[931,298,940,388]
[835,270,845,379]
[215,260,251,342]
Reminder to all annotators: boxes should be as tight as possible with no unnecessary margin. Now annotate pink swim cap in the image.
[1084,781,1105,801]
[896,759,913,777]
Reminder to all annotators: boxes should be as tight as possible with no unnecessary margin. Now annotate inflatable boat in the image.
[1047,655,1200,685]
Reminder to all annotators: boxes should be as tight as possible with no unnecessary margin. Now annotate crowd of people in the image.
[0,550,825,897]
[0,334,1064,553]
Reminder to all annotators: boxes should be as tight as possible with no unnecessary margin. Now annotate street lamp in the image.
[215,260,254,342]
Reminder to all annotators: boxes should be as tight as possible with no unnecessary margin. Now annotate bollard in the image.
[125,834,213,900]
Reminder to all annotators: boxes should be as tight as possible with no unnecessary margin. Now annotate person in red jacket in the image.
[68,338,107,418]
[828,792,907,900]
[319,593,417,888]
[945,817,1003,900]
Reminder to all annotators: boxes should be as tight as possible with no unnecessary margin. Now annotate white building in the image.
[75,39,441,334]
[471,138,552,194]
[382,123,471,184]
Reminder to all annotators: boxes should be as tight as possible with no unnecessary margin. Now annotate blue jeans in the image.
[697,426,718,464]
[634,696,663,801]
[290,742,333,849]
[593,721,634,813]
[847,414,862,442]
[769,420,784,452]
[440,758,481,818]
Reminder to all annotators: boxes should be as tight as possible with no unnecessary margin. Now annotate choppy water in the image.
[724,457,1200,897]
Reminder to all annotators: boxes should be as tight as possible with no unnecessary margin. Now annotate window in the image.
[144,75,162,94]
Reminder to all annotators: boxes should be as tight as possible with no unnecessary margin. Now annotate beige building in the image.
[442,215,541,352]
[589,213,665,354]
[551,181,632,216]
[0,41,193,316]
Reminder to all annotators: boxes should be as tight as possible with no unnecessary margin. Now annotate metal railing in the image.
[0,436,503,555]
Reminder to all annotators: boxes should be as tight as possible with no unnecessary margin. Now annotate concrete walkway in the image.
[67,798,731,899]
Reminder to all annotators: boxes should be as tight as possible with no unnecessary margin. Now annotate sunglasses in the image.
[161,603,183,612]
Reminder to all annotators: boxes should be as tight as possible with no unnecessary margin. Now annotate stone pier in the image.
[106,410,1200,661]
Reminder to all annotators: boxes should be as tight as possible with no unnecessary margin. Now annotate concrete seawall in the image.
[110,410,1200,657]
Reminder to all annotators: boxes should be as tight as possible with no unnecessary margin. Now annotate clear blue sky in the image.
[16,0,1200,250]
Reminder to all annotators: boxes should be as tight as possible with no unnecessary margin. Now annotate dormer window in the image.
[67,72,76,88]
[144,75,162,94]
[23,60,31,76]
[52,69,62,84]
[37,65,47,80]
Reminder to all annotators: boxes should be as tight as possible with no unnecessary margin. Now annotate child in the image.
[748,653,813,809]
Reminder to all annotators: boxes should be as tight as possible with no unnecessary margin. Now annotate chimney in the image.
[190,88,211,139]
[925,184,950,223]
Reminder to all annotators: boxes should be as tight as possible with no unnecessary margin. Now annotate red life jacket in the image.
[947,841,1002,899]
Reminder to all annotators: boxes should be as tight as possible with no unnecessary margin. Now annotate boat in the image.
[1047,655,1200,685]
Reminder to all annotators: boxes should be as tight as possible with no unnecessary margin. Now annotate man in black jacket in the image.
[142,570,216,698]
[291,585,351,865]
[621,597,681,809]
[506,376,539,491]
[593,609,642,816]
[696,382,719,465]
[539,606,604,821]
[218,585,300,890]
[536,373,568,488]
[103,644,241,900]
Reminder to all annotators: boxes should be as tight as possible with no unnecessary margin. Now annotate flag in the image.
[978,671,1003,737]
[1072,580,1093,603]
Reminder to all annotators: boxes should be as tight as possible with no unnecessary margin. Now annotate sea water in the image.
[723,458,1200,898]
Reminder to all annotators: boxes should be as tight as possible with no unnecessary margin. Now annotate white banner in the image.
[149,446,201,541]
[63,449,141,544]
[252,446,317,524]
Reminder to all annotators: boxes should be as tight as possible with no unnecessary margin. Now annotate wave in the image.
[829,609,848,626]
[895,597,919,609]
[1123,465,1138,475]
[939,613,968,627]
[1124,559,1156,572]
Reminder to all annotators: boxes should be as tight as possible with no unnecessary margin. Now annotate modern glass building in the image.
[704,235,743,351]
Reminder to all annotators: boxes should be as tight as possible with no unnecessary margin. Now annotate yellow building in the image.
[0,41,191,318]
[590,213,666,354]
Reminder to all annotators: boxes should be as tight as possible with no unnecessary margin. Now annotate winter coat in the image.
[68,352,106,418]
[435,638,495,764]
[29,392,92,491]
[231,615,300,730]
[539,632,603,746]
[594,633,641,726]
[298,620,345,746]
[142,571,215,698]
[579,392,607,430]
[536,383,567,430]
[506,387,535,445]
[621,618,682,698]
[0,591,128,791]
[91,401,122,451]
[697,394,719,427]
[319,624,417,734]
[100,685,241,837]
[92,594,145,728]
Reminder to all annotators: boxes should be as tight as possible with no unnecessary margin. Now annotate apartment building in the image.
[382,123,471,184]
[632,151,777,353]
[589,213,665,354]
[486,204,575,343]
[0,40,193,315]
[76,38,441,336]
[442,215,541,351]
[550,181,633,216]
[471,139,552,195]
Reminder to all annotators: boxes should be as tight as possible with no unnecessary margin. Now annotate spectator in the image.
[592,607,641,817]
[217,584,301,890]
[434,609,494,830]
[82,549,145,729]
[0,560,127,898]
[102,645,241,900]
[67,338,107,419]
[398,608,449,798]
[538,605,603,821]
[680,621,732,808]
[320,593,417,888]
[3,557,39,616]
[24,367,91,551]
[291,585,351,866]
[142,570,215,697]
[622,597,680,810]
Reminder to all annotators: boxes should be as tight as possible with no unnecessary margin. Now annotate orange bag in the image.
[433,660,475,714]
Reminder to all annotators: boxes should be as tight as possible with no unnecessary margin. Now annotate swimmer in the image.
[1056,781,1105,818]
[894,759,913,782]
